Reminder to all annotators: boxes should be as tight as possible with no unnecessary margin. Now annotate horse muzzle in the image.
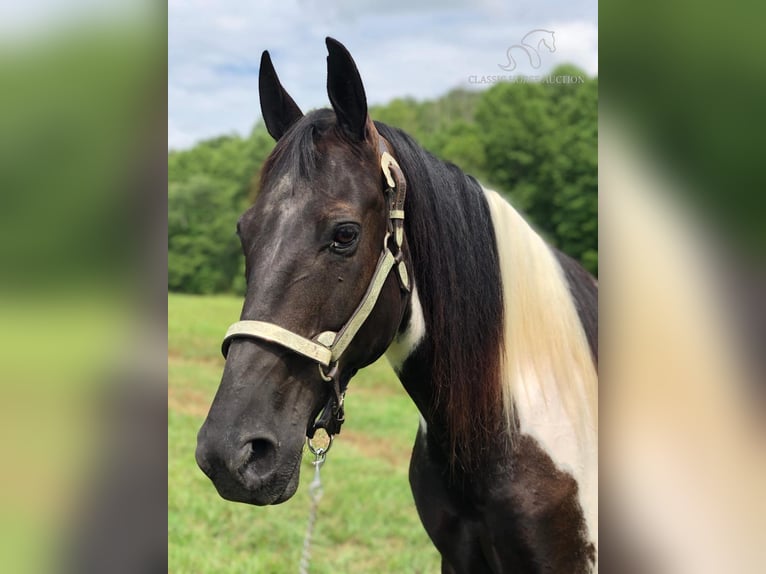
[195,427,302,505]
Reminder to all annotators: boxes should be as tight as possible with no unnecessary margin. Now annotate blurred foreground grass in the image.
[168,293,439,573]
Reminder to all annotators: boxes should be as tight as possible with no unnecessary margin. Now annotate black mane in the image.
[375,121,506,470]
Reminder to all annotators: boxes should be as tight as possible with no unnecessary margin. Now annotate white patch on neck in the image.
[482,187,599,567]
[385,285,426,372]
[418,414,428,437]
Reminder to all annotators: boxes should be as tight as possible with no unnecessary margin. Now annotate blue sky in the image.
[168,0,597,150]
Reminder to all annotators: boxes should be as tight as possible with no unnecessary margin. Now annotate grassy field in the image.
[168,293,440,573]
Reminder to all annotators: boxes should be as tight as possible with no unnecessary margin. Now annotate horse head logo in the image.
[499,29,556,71]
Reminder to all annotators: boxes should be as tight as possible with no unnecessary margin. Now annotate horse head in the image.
[195,38,411,505]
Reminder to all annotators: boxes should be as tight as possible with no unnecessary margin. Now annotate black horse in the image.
[196,38,598,573]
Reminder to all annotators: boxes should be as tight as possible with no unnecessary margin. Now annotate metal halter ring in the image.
[307,434,334,458]
[318,361,338,382]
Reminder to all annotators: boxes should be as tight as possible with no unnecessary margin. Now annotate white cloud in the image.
[215,16,249,32]
[168,0,598,149]
[546,20,599,75]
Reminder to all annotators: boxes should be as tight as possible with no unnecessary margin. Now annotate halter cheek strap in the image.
[221,136,409,437]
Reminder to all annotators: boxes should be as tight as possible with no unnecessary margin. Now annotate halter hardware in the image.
[221,135,409,439]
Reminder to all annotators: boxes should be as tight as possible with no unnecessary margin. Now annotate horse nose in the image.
[196,430,279,489]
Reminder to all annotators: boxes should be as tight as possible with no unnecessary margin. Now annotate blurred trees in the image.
[168,65,597,293]
[475,66,598,274]
[168,175,241,294]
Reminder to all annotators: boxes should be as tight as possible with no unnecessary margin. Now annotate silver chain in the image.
[299,443,329,574]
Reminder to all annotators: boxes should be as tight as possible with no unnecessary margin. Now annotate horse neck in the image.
[385,290,485,471]
[384,287,437,415]
[384,177,598,488]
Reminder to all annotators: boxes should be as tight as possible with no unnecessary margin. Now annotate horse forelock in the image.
[257,110,382,207]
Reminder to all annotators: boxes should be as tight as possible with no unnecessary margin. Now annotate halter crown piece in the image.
[221,135,409,439]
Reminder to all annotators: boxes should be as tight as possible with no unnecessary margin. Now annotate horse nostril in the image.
[248,438,275,462]
[236,437,278,487]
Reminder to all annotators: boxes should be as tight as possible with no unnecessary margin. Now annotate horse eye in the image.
[331,225,359,250]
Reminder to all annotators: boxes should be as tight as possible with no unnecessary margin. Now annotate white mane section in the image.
[483,188,599,563]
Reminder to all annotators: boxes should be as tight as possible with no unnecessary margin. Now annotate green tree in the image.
[476,67,598,274]
[168,175,242,293]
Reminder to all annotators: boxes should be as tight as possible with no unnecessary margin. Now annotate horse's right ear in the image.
[259,50,303,141]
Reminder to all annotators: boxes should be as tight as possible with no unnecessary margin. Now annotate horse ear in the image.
[325,37,369,142]
[259,50,303,141]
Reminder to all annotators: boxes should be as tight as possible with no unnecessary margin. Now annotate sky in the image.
[168,0,597,150]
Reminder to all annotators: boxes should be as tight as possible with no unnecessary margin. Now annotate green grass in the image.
[168,293,440,573]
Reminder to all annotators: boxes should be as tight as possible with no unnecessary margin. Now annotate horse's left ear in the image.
[326,37,370,142]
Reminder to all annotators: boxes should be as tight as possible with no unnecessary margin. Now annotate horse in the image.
[196,37,598,573]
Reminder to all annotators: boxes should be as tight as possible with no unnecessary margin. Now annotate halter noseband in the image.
[221,136,409,439]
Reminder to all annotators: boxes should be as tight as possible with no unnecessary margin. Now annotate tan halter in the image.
[221,135,409,436]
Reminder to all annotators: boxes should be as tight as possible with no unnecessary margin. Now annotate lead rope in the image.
[299,437,332,574]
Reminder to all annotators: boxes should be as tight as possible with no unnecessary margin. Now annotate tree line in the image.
[169,64,597,294]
